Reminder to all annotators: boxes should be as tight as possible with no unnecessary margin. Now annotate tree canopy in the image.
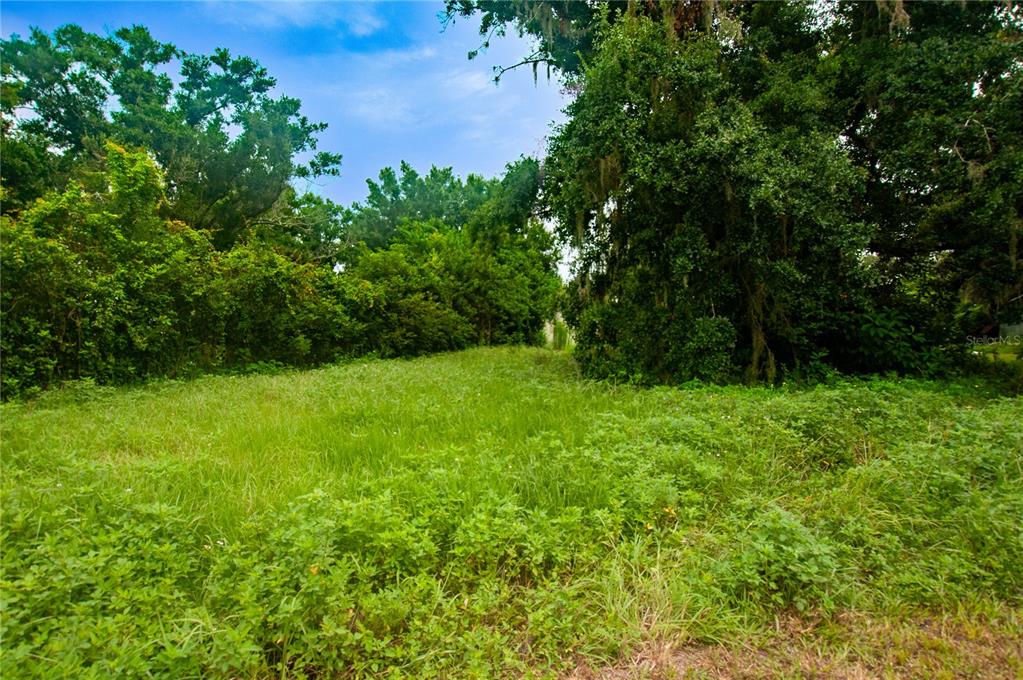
[0,24,559,397]
[2,3,1021,396]
[2,24,341,248]
[451,0,1023,382]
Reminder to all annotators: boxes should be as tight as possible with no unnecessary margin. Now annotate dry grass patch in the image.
[568,611,1023,679]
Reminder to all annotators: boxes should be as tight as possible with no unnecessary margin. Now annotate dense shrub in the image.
[1,145,221,392]
[0,145,559,398]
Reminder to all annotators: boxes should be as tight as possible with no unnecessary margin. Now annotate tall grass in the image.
[2,347,1021,678]
[552,318,572,352]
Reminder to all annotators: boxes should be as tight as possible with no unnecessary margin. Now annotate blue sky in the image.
[0,1,570,206]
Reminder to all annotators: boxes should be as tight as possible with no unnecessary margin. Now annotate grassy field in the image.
[2,347,1021,678]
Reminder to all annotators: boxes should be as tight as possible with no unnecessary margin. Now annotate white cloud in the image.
[342,3,384,36]
[204,1,384,36]
[372,45,438,66]
[345,87,416,126]
[443,69,494,98]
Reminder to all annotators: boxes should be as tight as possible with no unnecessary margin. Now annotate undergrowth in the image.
[1,348,1020,678]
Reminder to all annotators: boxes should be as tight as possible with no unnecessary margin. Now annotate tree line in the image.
[0,26,558,397]
[3,1,1021,395]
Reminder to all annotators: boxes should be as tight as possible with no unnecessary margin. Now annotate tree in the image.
[346,162,494,249]
[466,156,542,246]
[347,158,560,350]
[0,142,221,391]
[1,24,341,248]
[0,142,359,395]
[454,0,1023,379]
[543,10,872,382]
[443,0,723,81]
[1,23,566,398]
[252,189,352,265]
[826,1,1023,342]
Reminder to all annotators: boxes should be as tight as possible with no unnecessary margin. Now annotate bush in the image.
[1,149,560,398]
[725,506,842,612]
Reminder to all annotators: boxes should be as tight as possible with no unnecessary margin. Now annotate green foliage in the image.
[0,20,561,398]
[2,349,1020,677]
[454,1,1022,382]
[828,0,1023,337]
[348,216,558,355]
[857,308,944,375]
[443,1,722,79]
[348,244,477,357]
[346,162,492,250]
[544,13,871,383]
[725,506,841,612]
[1,143,219,392]
[2,6,1022,676]
[218,244,356,366]
[344,156,542,252]
[1,145,559,398]
[253,188,351,264]
[0,24,341,248]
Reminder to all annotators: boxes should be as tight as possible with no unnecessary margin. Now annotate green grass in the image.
[972,341,1023,364]
[2,347,1022,678]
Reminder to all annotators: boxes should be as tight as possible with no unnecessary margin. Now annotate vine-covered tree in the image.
[545,9,870,382]
[454,0,1023,380]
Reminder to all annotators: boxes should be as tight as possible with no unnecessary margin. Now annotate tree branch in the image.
[492,51,551,84]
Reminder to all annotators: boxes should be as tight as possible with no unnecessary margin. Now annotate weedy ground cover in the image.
[2,348,1021,678]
